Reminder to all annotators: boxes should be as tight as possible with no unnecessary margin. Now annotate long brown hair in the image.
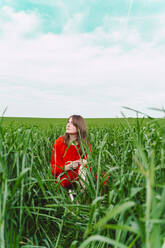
[63,115,89,156]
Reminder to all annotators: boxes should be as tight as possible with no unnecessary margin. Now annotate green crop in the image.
[0,116,165,247]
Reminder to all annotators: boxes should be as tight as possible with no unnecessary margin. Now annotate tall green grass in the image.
[0,116,165,247]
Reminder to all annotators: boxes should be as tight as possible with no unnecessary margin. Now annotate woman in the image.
[50,115,91,189]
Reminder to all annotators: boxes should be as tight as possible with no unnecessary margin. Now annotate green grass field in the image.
[1,116,165,247]
[1,117,133,128]
[2,116,165,128]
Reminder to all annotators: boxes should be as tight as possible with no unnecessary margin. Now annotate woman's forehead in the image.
[68,117,73,123]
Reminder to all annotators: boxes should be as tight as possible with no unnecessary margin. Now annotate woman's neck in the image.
[69,134,78,143]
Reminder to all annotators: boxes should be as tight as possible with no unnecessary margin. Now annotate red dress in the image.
[50,136,89,188]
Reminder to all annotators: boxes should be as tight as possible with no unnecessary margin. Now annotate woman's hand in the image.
[77,159,87,166]
[82,159,87,166]
[65,159,87,171]
[65,160,79,171]
[72,161,79,169]
[64,162,72,171]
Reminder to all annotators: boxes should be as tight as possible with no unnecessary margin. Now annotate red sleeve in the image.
[50,138,65,177]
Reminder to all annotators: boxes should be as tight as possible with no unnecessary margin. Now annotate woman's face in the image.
[66,117,78,134]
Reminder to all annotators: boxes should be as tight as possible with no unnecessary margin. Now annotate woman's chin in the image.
[66,131,77,135]
[66,131,71,134]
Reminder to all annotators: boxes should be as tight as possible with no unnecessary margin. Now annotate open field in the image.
[2,116,165,128]
[1,117,133,129]
[1,117,165,247]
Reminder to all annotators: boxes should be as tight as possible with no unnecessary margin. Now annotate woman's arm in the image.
[51,141,65,177]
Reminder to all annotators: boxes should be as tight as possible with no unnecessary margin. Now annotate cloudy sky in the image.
[0,0,165,118]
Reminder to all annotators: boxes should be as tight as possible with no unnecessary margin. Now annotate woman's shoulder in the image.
[55,136,65,146]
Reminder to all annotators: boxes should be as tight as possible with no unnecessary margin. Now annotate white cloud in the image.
[0,6,41,38]
[0,7,165,117]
